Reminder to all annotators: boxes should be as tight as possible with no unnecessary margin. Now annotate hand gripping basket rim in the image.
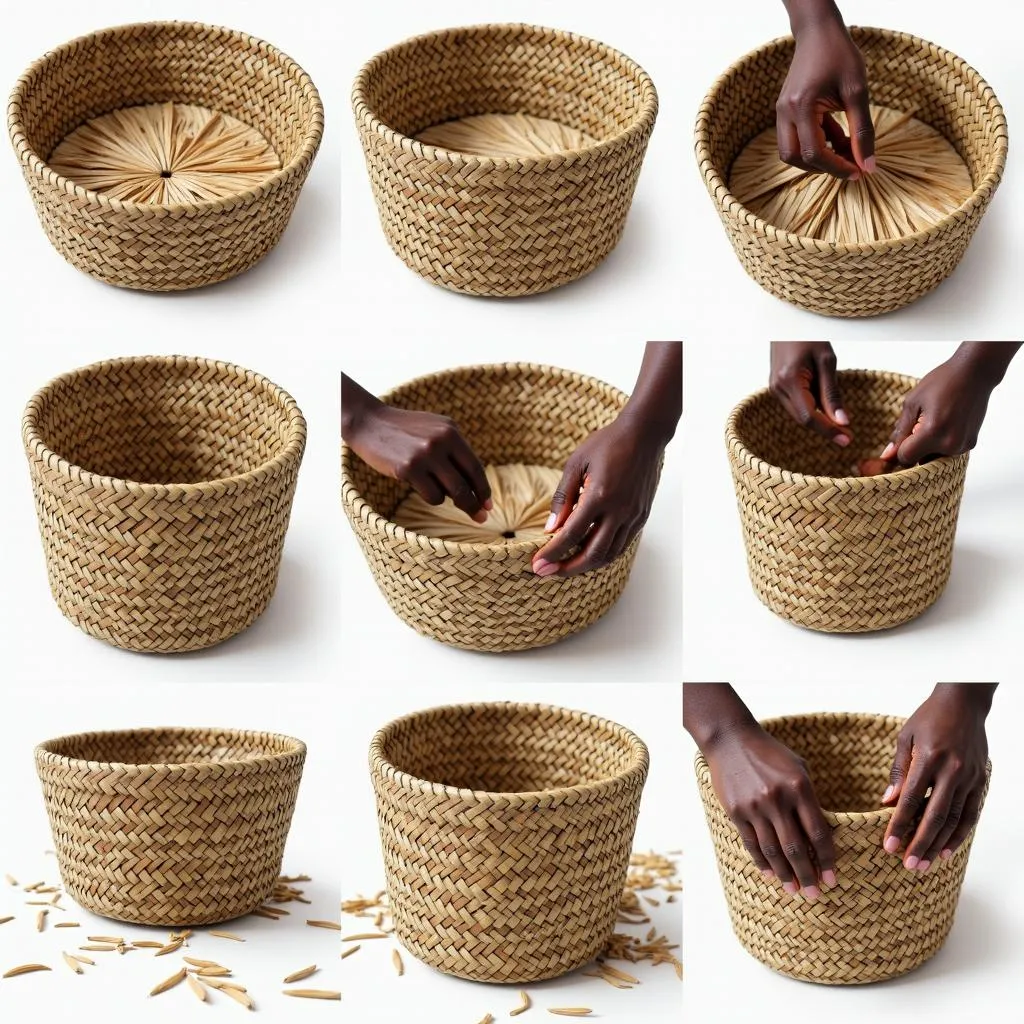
[695,25,1008,256]
[369,701,650,809]
[23,354,308,501]
[8,20,325,217]
[351,22,659,172]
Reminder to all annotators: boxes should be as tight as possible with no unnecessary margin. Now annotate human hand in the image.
[770,341,851,445]
[881,684,995,872]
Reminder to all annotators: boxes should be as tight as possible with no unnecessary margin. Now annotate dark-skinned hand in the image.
[770,341,852,445]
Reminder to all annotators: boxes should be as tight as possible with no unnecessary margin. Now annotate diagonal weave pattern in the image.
[342,363,644,652]
[23,356,306,653]
[726,370,968,632]
[697,713,990,984]
[352,23,658,296]
[36,727,306,927]
[696,26,1007,317]
[371,703,649,983]
[8,21,323,291]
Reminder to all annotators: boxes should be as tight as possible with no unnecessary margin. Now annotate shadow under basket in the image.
[726,369,968,633]
[342,363,643,652]
[8,21,324,291]
[696,26,1007,317]
[23,356,306,653]
[371,702,649,983]
[36,727,306,926]
[352,23,658,297]
[697,712,990,984]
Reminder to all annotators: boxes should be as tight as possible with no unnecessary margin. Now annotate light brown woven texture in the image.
[697,712,990,984]
[8,21,323,291]
[352,23,658,296]
[696,26,1007,317]
[726,370,968,632]
[23,356,306,653]
[36,727,306,926]
[370,702,650,983]
[342,363,643,652]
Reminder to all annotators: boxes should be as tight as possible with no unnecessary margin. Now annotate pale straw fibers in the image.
[417,112,596,158]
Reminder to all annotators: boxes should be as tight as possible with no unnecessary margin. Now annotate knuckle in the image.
[808,825,832,844]
[800,147,820,165]
[841,82,868,103]
[782,841,805,860]
[761,842,781,860]
[778,146,800,166]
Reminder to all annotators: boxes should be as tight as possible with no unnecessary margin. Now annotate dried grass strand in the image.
[417,112,595,158]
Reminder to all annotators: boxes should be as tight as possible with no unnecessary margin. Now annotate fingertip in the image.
[821,869,837,888]
[863,155,877,174]
[483,498,493,511]
[880,442,897,461]
[802,886,820,902]
[881,785,895,804]
[834,408,850,427]
[833,433,851,448]
[883,836,900,855]
[471,509,488,524]
[532,559,559,578]
[544,513,557,533]
[904,855,919,871]
[783,881,799,895]
[940,848,953,860]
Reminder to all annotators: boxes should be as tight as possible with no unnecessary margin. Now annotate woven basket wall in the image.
[371,702,649,983]
[36,727,306,926]
[697,712,990,984]
[23,356,306,653]
[696,27,1007,317]
[8,21,323,291]
[342,363,644,652]
[352,23,658,296]
[726,370,968,633]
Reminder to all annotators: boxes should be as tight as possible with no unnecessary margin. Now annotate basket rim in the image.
[725,368,968,488]
[22,354,307,499]
[351,22,658,172]
[341,361,629,559]
[694,25,1009,255]
[35,725,307,778]
[7,20,325,217]
[370,701,650,807]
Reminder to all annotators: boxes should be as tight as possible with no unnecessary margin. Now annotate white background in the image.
[682,680,1023,1023]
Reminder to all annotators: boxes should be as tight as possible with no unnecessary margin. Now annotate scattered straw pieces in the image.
[548,1011,593,1018]
[340,945,360,960]
[61,952,84,975]
[391,949,404,976]
[2,964,51,978]
[69,954,95,967]
[154,938,184,957]
[150,968,188,997]
[283,965,318,984]
[222,986,255,1010]
[282,989,341,1000]
[210,931,245,942]
[35,909,47,932]
[307,920,342,932]
[187,975,208,1001]
[132,941,164,949]
[510,990,532,1016]
[340,932,385,941]
[475,1015,495,1024]
[54,921,79,929]
[4,875,17,886]
[0,917,12,926]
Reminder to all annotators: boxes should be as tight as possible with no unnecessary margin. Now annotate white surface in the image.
[682,340,1024,682]
[682,680,1023,1023]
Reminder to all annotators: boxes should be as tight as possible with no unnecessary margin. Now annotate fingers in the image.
[881,398,921,464]
[737,820,772,874]
[532,496,597,577]
[407,470,445,507]
[449,437,493,513]
[549,518,634,578]
[884,754,930,857]
[775,813,823,898]
[894,419,941,467]
[940,787,984,860]
[750,817,796,892]
[792,388,851,445]
[793,107,860,179]
[794,798,837,887]
[821,112,854,164]
[901,776,959,870]
[432,458,488,522]
[882,727,913,805]
[842,82,876,171]
[920,788,967,869]
[814,346,847,426]
[776,117,811,172]
[546,458,586,534]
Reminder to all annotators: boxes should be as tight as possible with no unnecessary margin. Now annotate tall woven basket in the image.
[36,727,306,926]
[371,702,649,983]
[8,22,323,291]
[696,27,1007,317]
[726,370,968,632]
[352,24,658,296]
[23,356,306,653]
[342,363,644,651]
[697,712,990,984]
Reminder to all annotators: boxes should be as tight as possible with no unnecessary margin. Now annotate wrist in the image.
[931,683,997,718]
[616,399,676,450]
[952,342,1021,389]
[341,383,383,443]
[785,0,844,36]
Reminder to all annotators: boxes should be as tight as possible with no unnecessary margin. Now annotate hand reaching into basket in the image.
[769,341,852,445]
[881,684,996,872]
[341,373,493,523]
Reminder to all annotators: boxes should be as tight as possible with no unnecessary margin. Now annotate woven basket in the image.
[352,23,658,297]
[696,27,1007,317]
[371,702,649,982]
[342,363,643,652]
[726,370,968,632]
[36,727,305,926]
[697,712,990,984]
[23,356,306,653]
[8,22,323,291]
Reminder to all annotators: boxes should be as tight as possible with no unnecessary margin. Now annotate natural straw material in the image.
[697,713,990,984]
[370,703,649,983]
[417,112,596,159]
[36,728,306,926]
[9,22,323,290]
[23,356,306,653]
[726,370,968,632]
[342,363,643,652]
[696,27,1007,316]
[352,24,658,296]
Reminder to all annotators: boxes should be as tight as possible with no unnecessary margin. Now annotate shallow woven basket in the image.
[726,370,968,632]
[342,363,643,652]
[8,21,323,291]
[697,712,990,984]
[23,356,306,653]
[352,23,658,297]
[371,702,649,982]
[696,27,1007,317]
[36,727,306,926]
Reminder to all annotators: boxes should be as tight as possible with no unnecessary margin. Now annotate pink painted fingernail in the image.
[849,170,861,182]
[834,433,850,447]
[884,836,900,854]
[783,881,799,894]
[544,513,557,532]
[904,855,919,871]
[918,860,931,873]
[880,442,897,460]
[472,509,489,523]
[761,869,775,879]
[802,886,820,902]
[834,409,850,426]
[483,498,493,511]
[882,785,895,803]
[864,156,878,173]
[532,560,558,578]
[822,869,837,887]
[940,848,953,860]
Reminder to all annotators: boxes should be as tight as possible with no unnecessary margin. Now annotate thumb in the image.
[882,729,913,805]
[815,348,847,427]
[546,457,585,533]
[880,397,920,462]
[844,88,876,173]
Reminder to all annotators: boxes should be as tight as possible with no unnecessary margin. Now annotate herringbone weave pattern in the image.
[726,370,968,632]
[37,727,306,926]
[23,356,306,652]
[9,22,323,291]
[342,363,643,651]
[697,713,990,984]
[696,27,1007,317]
[371,703,649,982]
[352,24,658,296]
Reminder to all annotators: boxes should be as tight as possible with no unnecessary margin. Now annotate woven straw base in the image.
[417,112,596,158]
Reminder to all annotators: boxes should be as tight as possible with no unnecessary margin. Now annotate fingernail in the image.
[882,785,895,803]
[849,170,861,182]
[904,855,919,871]
[864,155,877,173]
[884,836,900,854]
[822,869,837,887]
[532,560,558,578]
[472,509,488,524]
[802,886,820,902]
[918,860,931,873]
[834,408,850,426]
[761,869,775,879]
[544,513,557,532]
[940,848,952,860]
[783,881,798,894]
[483,498,493,511]
[880,442,897,460]
[834,433,851,447]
